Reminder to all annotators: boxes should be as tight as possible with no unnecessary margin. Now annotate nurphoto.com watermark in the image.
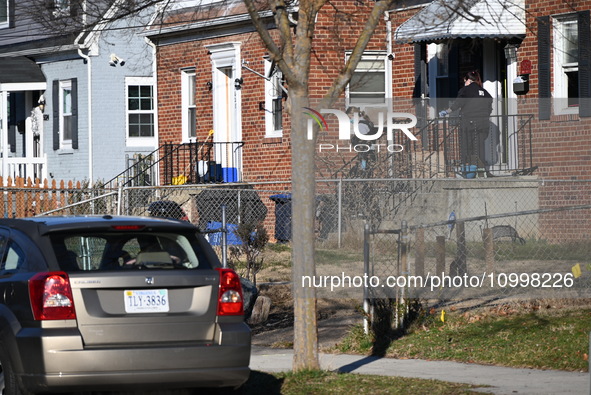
[303,107,418,153]
[297,269,587,300]
[301,271,576,293]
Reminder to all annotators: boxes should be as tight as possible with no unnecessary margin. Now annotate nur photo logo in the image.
[302,107,328,132]
[303,107,419,153]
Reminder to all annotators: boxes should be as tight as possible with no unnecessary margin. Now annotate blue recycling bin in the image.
[462,164,478,179]
[270,194,292,242]
[204,221,242,246]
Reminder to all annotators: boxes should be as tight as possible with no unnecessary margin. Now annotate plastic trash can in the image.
[270,194,292,242]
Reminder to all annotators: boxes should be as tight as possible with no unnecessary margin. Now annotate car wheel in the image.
[0,344,33,395]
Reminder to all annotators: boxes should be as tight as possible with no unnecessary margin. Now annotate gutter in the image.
[144,10,274,37]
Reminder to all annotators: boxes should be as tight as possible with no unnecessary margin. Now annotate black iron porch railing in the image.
[332,113,536,180]
[103,141,244,188]
[162,141,244,186]
[400,113,536,178]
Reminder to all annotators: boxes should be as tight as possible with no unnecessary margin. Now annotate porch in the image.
[105,141,244,188]
[333,113,535,180]
[0,56,48,184]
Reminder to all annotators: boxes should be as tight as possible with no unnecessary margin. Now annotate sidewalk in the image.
[250,346,588,394]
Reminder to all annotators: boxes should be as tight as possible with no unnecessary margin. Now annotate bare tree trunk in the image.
[290,92,320,370]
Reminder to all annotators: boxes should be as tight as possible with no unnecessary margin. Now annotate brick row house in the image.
[145,1,426,185]
[1,0,590,240]
[144,0,591,242]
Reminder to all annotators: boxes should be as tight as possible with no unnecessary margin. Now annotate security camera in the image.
[387,53,395,61]
[109,53,125,67]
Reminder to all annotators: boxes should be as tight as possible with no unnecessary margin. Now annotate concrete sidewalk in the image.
[251,346,588,394]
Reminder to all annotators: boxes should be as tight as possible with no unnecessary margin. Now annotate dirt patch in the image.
[249,283,364,350]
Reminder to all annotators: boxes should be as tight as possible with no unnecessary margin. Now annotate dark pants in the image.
[460,118,490,168]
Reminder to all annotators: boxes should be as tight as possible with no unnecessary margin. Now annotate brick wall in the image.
[512,0,591,181]
[155,2,420,184]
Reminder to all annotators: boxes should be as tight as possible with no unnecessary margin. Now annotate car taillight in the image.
[29,272,76,320]
[215,268,243,316]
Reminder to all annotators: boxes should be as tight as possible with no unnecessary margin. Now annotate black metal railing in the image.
[103,141,244,188]
[103,150,159,189]
[162,141,244,185]
[390,113,536,179]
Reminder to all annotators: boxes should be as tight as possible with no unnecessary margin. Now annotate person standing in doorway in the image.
[440,70,493,176]
[346,106,377,172]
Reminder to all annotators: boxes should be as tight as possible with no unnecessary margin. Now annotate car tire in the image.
[0,343,33,395]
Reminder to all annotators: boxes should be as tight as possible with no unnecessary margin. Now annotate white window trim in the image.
[59,80,72,150]
[345,51,389,108]
[553,14,579,116]
[181,68,196,143]
[125,76,156,147]
[264,59,283,138]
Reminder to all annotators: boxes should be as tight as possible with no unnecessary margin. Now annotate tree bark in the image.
[290,92,320,370]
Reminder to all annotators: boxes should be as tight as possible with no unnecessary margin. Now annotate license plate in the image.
[124,289,169,313]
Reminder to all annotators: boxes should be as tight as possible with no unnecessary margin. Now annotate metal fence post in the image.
[397,220,409,329]
[483,227,494,273]
[436,236,446,276]
[363,221,370,335]
[453,221,467,276]
[337,178,342,249]
[415,228,425,277]
[221,204,227,268]
[117,186,123,216]
[237,190,241,224]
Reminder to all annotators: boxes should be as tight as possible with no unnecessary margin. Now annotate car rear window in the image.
[50,231,210,271]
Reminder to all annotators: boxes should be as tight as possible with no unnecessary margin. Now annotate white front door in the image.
[207,43,242,182]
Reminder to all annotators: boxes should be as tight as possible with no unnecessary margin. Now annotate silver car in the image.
[0,215,250,394]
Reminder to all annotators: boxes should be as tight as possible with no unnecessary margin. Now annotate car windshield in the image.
[50,231,206,271]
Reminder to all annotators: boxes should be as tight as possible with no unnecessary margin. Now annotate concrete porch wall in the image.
[391,177,540,241]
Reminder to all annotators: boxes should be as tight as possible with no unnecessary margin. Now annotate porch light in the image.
[234,78,244,90]
[504,44,518,63]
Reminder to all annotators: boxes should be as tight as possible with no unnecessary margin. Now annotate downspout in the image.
[385,10,393,102]
[76,42,93,185]
[385,10,394,176]
[144,36,159,185]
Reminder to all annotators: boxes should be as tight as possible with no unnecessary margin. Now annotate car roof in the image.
[0,215,197,236]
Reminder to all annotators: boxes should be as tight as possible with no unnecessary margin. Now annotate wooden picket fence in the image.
[0,177,109,218]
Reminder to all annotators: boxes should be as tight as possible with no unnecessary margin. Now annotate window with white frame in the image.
[59,80,73,148]
[347,53,386,105]
[554,14,579,113]
[0,0,8,26]
[182,68,196,141]
[264,59,283,137]
[126,78,155,144]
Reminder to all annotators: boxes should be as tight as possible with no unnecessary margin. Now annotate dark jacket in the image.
[450,82,493,119]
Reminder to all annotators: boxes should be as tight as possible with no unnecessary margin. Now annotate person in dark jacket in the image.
[440,70,493,173]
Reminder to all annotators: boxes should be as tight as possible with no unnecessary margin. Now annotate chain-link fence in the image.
[6,177,591,303]
[364,208,591,302]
